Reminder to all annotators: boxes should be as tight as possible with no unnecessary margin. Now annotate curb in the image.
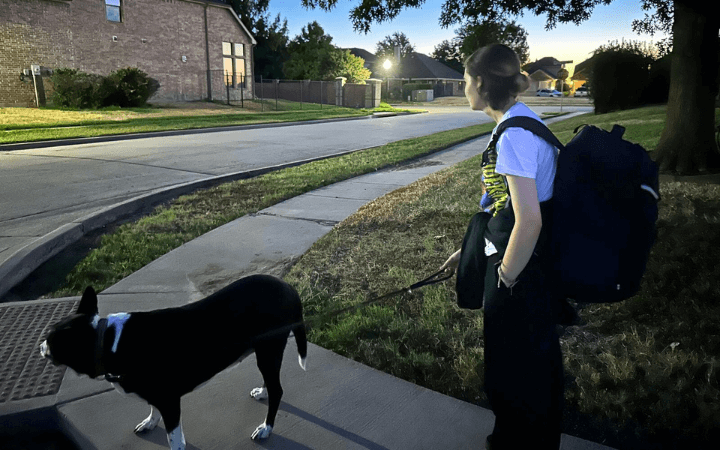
[0,111,417,152]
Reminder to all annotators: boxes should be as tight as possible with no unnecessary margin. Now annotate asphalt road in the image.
[0,105,592,299]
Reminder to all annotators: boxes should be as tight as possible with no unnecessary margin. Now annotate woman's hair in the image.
[464,44,530,111]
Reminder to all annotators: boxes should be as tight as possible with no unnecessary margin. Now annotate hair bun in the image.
[515,72,530,93]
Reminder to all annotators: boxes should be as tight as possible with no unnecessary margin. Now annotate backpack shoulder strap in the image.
[493,116,565,151]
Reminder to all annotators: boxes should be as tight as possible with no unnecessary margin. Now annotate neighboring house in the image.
[0,0,256,107]
[571,58,591,90]
[347,48,465,97]
[523,57,566,93]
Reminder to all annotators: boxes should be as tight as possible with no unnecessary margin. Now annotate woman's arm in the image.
[501,175,542,282]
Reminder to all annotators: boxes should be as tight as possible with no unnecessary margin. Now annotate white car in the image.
[536,89,561,97]
[574,87,589,97]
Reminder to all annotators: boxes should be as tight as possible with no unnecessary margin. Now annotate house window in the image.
[222,41,246,87]
[105,0,122,22]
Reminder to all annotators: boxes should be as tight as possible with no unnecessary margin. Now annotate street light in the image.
[383,59,392,101]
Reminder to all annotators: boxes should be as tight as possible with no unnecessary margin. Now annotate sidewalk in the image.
[1,112,617,449]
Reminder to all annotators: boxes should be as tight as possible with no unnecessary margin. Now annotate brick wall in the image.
[0,0,253,107]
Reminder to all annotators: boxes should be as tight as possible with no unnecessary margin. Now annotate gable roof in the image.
[396,52,463,80]
[347,48,378,65]
[199,0,256,45]
[523,57,563,79]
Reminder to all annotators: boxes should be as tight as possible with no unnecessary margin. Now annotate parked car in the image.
[536,89,561,97]
[574,86,589,97]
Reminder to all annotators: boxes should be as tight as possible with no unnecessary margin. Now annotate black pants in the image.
[483,253,564,450]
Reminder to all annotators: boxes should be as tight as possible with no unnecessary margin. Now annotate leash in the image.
[248,269,455,343]
[311,268,454,324]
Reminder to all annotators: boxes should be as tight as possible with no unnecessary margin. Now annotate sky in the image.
[266,0,669,75]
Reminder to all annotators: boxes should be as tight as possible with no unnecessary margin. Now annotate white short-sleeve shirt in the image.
[493,102,558,202]
[484,102,559,256]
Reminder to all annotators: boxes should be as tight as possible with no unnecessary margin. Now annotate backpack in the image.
[490,116,660,303]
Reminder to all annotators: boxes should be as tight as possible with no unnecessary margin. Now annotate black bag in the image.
[456,211,491,309]
[485,117,660,303]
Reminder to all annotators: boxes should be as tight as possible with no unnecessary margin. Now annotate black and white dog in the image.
[40,274,307,450]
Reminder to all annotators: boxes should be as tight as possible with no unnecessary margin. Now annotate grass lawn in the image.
[284,104,720,449]
[0,101,415,144]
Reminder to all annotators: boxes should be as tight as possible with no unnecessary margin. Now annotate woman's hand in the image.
[440,249,462,274]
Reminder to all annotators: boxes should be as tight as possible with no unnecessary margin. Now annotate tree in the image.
[283,22,336,80]
[375,32,415,60]
[283,22,370,82]
[228,0,270,32]
[457,19,529,64]
[303,0,720,174]
[432,39,464,73]
[253,14,290,79]
[329,50,372,83]
[228,0,290,79]
[432,19,529,72]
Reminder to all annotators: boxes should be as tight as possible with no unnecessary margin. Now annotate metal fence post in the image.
[275,79,278,111]
[320,80,323,109]
[260,76,264,112]
[240,74,244,108]
[225,72,230,106]
[300,80,303,110]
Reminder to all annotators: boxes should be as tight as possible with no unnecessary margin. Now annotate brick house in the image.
[0,0,255,107]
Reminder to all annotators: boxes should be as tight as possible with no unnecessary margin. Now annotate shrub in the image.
[588,41,657,114]
[102,67,160,107]
[50,68,105,109]
[49,67,159,109]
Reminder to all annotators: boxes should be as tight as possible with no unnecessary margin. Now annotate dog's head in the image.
[40,286,102,378]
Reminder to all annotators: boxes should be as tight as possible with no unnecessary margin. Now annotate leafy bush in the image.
[50,68,106,109]
[50,67,159,109]
[103,67,160,107]
[588,41,659,114]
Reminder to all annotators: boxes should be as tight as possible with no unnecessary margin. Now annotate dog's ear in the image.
[77,286,99,316]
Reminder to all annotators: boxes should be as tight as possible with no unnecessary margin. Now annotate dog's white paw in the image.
[134,408,161,434]
[250,387,268,400]
[251,423,273,440]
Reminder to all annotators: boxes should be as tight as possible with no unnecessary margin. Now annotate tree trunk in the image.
[654,0,720,174]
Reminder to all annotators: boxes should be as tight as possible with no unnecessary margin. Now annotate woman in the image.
[440,44,565,450]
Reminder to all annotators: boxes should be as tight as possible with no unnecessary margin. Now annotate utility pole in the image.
[557,60,573,112]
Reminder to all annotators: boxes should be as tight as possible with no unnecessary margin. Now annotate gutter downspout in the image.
[204,4,212,100]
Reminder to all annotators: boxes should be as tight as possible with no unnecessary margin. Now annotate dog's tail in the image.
[294,322,308,371]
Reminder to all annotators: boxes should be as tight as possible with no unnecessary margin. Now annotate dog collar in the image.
[94,313,130,379]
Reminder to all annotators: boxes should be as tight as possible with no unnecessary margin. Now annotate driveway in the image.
[0,105,593,299]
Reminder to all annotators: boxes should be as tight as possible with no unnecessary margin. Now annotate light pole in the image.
[557,60,573,112]
[383,59,392,101]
